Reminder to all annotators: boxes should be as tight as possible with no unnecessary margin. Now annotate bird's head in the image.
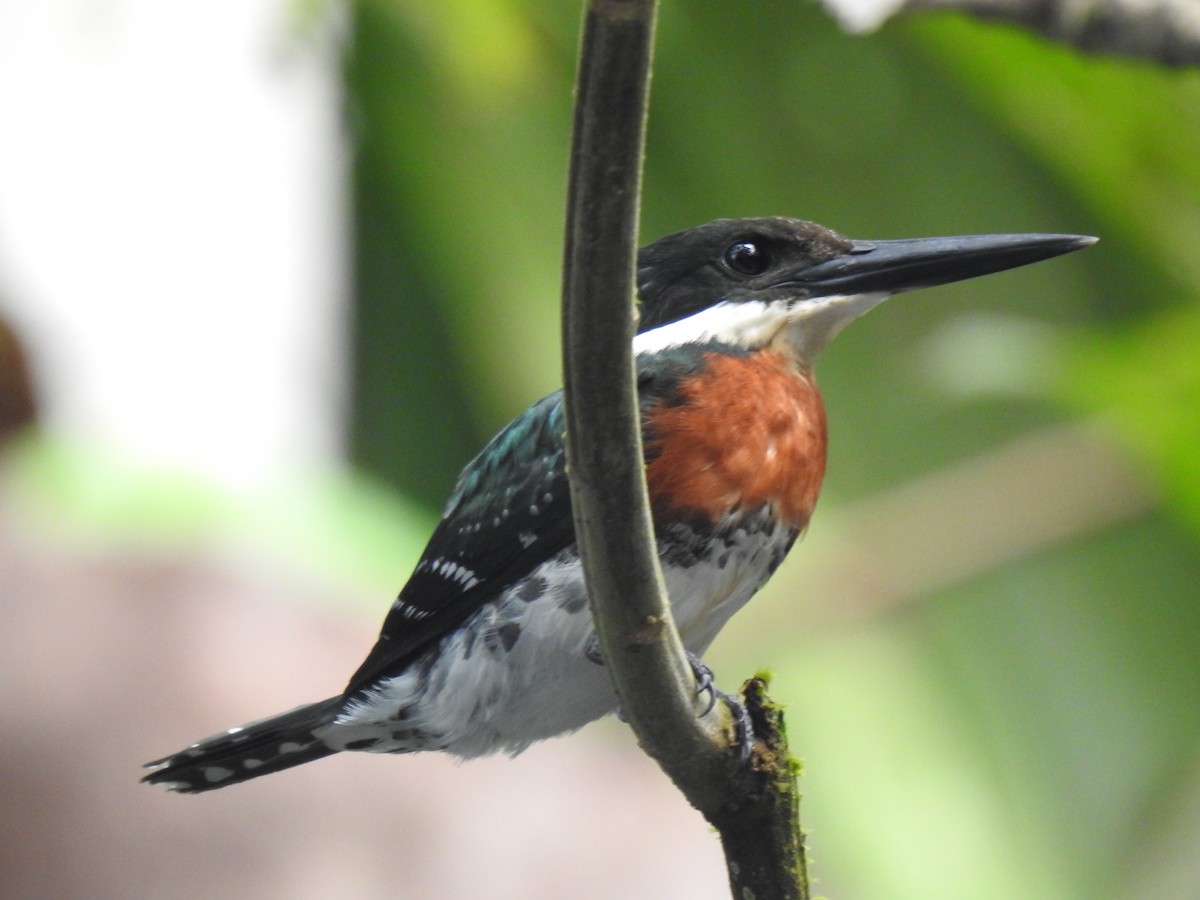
[635,216,1096,366]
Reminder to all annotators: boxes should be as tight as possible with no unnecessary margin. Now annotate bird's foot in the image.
[595,643,754,759]
[687,652,754,763]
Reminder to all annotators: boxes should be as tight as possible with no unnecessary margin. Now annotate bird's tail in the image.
[142,696,345,794]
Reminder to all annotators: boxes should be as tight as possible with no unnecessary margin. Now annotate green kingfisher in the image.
[143,217,1095,793]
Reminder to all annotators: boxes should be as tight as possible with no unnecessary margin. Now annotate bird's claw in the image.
[687,652,717,715]
[686,652,754,762]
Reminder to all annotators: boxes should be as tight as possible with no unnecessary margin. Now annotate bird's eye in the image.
[723,240,771,276]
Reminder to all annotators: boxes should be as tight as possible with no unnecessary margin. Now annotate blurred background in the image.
[2,0,1198,898]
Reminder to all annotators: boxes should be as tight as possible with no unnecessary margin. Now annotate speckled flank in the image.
[332,552,613,758]
[329,502,798,760]
[555,579,588,614]
[516,575,547,603]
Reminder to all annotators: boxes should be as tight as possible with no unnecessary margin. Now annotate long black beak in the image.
[791,233,1097,296]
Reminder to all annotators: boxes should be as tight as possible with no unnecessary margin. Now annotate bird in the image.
[143,217,1095,793]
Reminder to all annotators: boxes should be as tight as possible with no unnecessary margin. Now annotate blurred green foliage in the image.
[345,1,1200,897]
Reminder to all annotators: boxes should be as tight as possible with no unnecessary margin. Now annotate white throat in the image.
[634,300,786,355]
[634,292,890,365]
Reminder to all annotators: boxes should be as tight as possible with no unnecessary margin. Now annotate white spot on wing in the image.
[413,557,481,593]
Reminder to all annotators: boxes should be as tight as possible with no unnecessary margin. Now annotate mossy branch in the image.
[559,2,811,897]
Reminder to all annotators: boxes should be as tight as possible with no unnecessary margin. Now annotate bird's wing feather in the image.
[343,391,575,698]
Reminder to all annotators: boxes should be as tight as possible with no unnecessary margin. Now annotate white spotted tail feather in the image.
[142,697,345,793]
